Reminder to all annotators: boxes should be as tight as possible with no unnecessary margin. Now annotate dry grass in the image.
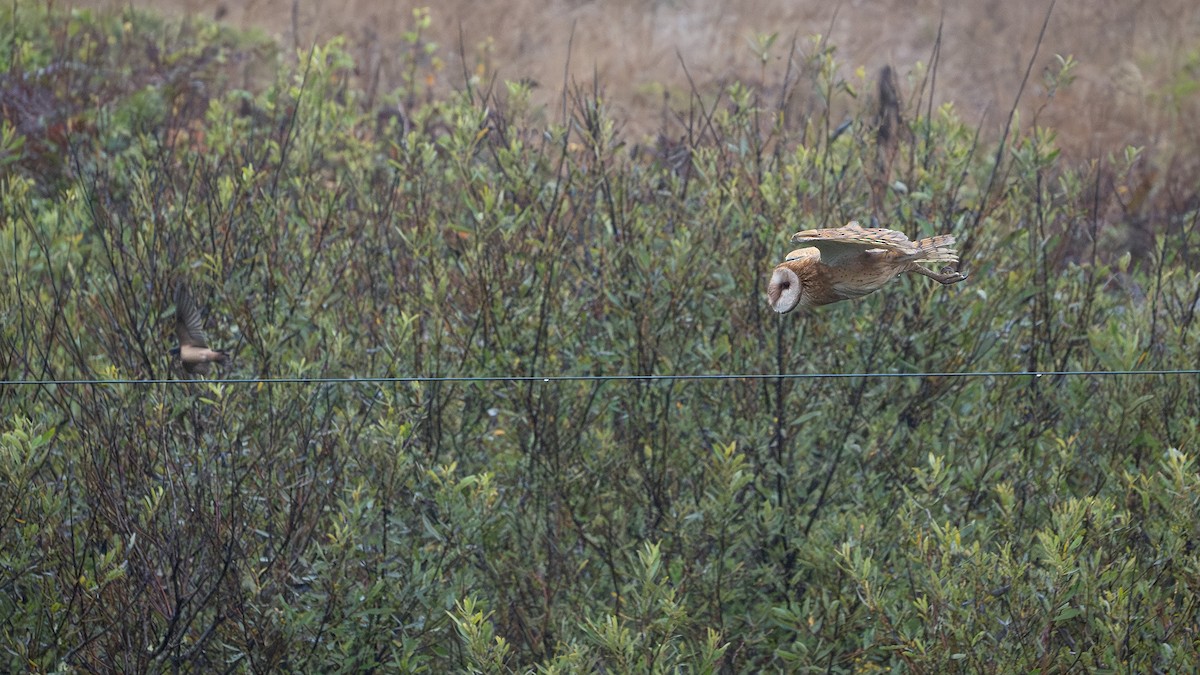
[67,0,1199,193]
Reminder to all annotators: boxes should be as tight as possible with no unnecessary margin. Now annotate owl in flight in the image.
[767,221,966,313]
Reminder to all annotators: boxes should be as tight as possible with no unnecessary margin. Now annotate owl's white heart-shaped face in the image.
[767,266,802,314]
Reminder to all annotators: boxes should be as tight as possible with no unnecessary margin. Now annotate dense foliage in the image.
[2,3,1199,672]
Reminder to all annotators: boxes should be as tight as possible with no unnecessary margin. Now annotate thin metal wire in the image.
[0,369,1197,386]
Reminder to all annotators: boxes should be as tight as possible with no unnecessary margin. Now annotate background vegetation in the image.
[68,0,1200,176]
[2,2,1199,671]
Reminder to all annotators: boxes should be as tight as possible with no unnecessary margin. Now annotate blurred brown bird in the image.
[171,284,229,374]
[767,221,966,313]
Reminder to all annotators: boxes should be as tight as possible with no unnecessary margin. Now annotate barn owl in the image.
[171,283,230,374]
[767,221,966,313]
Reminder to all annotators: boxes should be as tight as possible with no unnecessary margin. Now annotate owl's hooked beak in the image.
[767,266,803,314]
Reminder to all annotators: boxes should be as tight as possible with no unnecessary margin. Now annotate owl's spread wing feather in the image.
[784,248,820,262]
[789,221,917,267]
[174,284,209,349]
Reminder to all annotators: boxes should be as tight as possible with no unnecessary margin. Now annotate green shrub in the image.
[1,2,1198,671]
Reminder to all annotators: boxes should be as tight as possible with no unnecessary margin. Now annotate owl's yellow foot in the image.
[913,264,967,285]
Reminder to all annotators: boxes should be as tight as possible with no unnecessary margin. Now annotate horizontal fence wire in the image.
[0,369,1198,386]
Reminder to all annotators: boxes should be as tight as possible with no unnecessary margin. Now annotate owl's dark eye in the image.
[780,282,790,289]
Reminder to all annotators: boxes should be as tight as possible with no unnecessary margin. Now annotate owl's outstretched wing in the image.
[784,248,820,262]
[789,221,917,267]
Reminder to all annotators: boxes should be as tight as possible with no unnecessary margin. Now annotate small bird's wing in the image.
[789,221,917,266]
[174,284,209,349]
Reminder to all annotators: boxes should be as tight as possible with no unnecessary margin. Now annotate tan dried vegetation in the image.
[71,0,1199,193]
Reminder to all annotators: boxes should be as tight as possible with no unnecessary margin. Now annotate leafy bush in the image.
[2,2,1198,671]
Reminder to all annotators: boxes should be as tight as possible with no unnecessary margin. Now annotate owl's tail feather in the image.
[912,235,959,264]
